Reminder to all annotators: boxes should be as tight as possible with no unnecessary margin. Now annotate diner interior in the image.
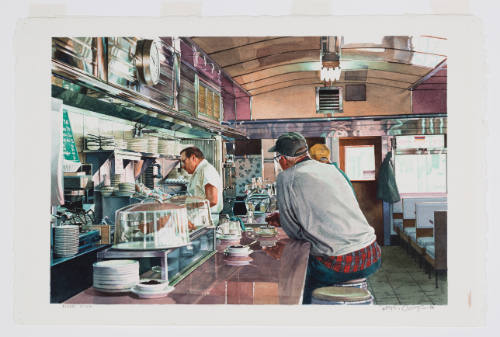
[49,35,448,305]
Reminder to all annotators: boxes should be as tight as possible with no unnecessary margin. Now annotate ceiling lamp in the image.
[321,36,342,85]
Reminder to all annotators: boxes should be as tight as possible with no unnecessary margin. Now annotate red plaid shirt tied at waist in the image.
[315,240,381,273]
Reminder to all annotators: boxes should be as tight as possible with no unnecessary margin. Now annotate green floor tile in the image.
[374,297,400,305]
[368,246,448,306]
[419,283,447,292]
[398,294,433,305]
[373,289,397,298]
[392,284,422,295]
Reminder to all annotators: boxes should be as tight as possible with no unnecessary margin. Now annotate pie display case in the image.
[114,202,190,250]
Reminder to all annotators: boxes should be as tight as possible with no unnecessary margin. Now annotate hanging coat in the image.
[377,151,401,203]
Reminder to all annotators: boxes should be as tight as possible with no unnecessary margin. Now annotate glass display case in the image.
[100,199,216,286]
[167,196,213,231]
[114,202,191,250]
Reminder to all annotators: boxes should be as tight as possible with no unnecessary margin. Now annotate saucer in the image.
[131,285,175,298]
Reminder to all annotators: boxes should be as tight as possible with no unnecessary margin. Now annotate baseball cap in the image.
[268,132,308,157]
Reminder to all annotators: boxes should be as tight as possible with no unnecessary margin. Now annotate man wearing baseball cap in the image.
[266,132,381,304]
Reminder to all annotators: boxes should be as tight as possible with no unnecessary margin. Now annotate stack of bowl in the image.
[100,185,115,197]
[92,260,139,293]
[85,137,100,151]
[223,245,253,266]
[116,182,135,197]
[111,174,121,189]
[53,225,80,257]
[100,136,116,151]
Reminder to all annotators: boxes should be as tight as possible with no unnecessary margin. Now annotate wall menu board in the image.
[62,109,80,164]
[344,145,375,181]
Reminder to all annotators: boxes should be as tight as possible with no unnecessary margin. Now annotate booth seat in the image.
[417,237,434,248]
[426,245,435,259]
[400,195,447,245]
[423,211,447,288]
[412,201,448,255]
[394,219,403,234]
[392,199,403,236]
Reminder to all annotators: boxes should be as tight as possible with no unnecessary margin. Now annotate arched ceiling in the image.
[190,36,447,96]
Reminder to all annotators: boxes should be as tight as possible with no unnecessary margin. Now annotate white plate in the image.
[94,267,139,274]
[93,281,138,289]
[131,285,174,298]
[93,271,139,278]
[54,226,79,231]
[54,253,78,257]
[93,286,132,294]
[54,245,78,252]
[93,281,139,289]
[93,260,139,269]
[93,272,139,282]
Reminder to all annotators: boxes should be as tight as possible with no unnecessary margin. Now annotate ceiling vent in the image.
[316,86,343,113]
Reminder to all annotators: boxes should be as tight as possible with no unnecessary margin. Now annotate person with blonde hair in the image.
[309,143,354,193]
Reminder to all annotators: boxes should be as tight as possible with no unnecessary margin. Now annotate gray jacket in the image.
[276,159,376,256]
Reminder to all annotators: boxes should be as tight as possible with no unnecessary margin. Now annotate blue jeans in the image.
[302,255,382,304]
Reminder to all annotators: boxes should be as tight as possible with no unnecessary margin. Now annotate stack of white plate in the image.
[158,139,177,155]
[115,139,127,150]
[127,137,148,153]
[131,279,174,299]
[53,225,79,257]
[147,137,159,153]
[101,137,116,151]
[111,174,121,188]
[93,260,140,293]
[117,182,135,196]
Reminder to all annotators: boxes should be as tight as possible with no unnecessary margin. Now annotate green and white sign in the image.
[62,108,80,163]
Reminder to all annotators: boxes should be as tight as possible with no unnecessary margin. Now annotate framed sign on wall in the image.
[344,145,375,181]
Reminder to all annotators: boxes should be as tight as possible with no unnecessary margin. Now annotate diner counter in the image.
[65,228,310,305]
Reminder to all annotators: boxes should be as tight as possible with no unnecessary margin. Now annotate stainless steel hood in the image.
[52,60,247,140]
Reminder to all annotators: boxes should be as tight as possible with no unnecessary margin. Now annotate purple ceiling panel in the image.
[180,39,195,67]
[236,96,251,120]
[222,92,236,121]
[412,90,447,114]
[412,66,447,114]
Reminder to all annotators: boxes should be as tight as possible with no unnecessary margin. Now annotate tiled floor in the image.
[367,245,447,305]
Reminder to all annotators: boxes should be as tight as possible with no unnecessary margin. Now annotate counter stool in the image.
[311,286,374,305]
[332,278,368,289]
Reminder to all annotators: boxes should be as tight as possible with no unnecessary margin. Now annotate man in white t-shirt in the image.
[180,146,223,225]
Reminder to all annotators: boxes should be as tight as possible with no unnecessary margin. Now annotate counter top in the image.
[65,228,310,305]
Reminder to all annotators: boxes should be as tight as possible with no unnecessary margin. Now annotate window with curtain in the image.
[198,81,221,121]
